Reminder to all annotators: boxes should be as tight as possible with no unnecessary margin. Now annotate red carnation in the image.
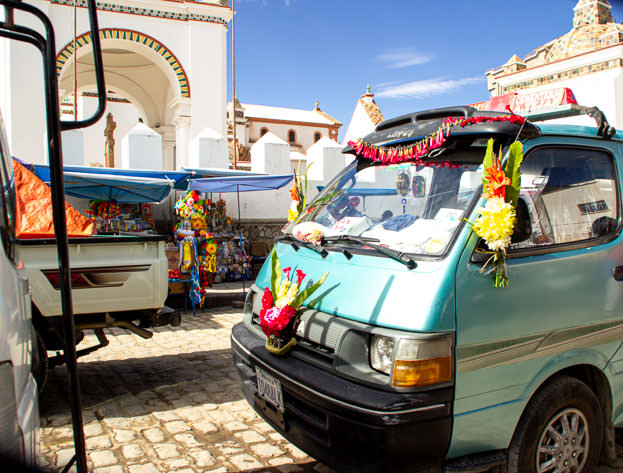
[261,287,273,313]
[295,269,305,285]
[260,305,297,337]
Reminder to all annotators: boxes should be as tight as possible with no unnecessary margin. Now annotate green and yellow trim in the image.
[56,28,190,98]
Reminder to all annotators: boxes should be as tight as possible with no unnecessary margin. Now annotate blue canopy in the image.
[188,174,294,193]
[35,170,174,203]
[183,167,266,178]
[32,164,192,190]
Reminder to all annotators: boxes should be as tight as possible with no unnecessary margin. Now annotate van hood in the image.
[254,242,457,333]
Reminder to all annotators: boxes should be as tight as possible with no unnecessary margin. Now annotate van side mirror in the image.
[511,198,531,244]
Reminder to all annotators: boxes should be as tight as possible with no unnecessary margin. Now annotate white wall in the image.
[343,101,376,144]
[80,97,143,166]
[493,45,623,128]
[121,123,163,169]
[0,4,48,164]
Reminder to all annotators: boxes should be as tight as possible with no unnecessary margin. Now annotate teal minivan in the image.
[231,105,623,473]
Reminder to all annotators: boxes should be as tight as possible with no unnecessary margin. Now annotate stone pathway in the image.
[38,307,333,473]
[37,305,623,473]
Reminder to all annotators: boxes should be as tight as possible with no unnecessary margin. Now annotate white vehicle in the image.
[0,111,39,464]
[16,231,177,389]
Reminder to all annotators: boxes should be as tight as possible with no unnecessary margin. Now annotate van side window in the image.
[509,146,618,251]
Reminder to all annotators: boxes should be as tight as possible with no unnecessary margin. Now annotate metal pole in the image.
[231,0,238,170]
[237,185,245,298]
[73,0,77,119]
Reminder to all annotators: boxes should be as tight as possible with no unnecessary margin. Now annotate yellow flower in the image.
[275,279,291,306]
[472,197,515,252]
[288,201,299,222]
[276,283,299,308]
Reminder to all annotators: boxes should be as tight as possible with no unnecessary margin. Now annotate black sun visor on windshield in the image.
[342,105,540,164]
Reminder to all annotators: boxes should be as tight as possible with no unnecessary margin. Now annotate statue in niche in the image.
[104,112,116,168]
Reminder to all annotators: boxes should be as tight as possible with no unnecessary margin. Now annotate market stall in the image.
[183,174,294,299]
[30,167,176,235]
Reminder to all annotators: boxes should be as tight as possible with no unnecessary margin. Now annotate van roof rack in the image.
[525,104,616,139]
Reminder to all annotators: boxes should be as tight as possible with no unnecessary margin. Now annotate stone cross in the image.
[104,112,117,168]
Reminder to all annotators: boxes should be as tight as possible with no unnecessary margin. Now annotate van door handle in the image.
[613,266,623,281]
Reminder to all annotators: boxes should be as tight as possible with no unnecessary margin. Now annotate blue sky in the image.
[228,0,623,141]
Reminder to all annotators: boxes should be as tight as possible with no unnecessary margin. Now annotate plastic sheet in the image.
[14,160,93,239]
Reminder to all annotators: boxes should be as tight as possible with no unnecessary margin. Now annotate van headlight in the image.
[370,335,394,374]
[392,336,453,388]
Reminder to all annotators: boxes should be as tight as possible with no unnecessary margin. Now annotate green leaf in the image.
[504,141,524,208]
[291,272,328,309]
[481,138,494,189]
[269,248,281,297]
[302,162,313,209]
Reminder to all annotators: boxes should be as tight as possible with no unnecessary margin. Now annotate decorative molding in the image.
[500,58,623,94]
[56,28,190,98]
[246,116,338,129]
[50,0,230,25]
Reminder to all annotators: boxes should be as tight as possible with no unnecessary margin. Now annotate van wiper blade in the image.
[275,235,328,258]
[322,235,417,269]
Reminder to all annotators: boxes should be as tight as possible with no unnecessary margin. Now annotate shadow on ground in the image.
[39,347,242,418]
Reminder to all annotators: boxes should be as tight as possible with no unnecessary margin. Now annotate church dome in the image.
[544,22,623,63]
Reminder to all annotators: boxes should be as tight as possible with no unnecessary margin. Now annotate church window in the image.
[288,130,296,144]
[260,127,268,137]
[314,132,321,142]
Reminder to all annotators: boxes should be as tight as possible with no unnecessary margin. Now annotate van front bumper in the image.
[231,322,453,473]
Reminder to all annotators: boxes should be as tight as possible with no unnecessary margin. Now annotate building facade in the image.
[1,0,232,169]
[227,99,341,170]
[486,0,623,127]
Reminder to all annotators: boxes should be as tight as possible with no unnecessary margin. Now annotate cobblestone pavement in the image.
[39,307,334,473]
[37,305,623,473]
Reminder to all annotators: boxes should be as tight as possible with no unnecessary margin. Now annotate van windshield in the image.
[288,157,484,257]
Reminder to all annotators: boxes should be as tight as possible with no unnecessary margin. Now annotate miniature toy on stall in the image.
[85,199,121,233]
[173,190,219,307]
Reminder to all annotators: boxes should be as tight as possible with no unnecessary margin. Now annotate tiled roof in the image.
[360,99,384,126]
[489,0,621,74]
[544,23,623,62]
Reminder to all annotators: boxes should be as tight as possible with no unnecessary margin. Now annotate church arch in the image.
[56,28,190,98]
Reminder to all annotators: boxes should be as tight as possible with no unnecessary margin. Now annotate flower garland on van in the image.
[467,139,523,287]
[259,249,328,355]
[347,110,525,166]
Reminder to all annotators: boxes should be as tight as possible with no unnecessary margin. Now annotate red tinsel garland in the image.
[347,110,525,166]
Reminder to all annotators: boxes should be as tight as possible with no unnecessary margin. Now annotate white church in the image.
[2,0,233,170]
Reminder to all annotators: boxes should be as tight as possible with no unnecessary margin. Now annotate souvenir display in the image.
[86,199,155,234]
[169,190,252,307]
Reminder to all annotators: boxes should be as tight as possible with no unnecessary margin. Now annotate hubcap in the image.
[536,408,589,473]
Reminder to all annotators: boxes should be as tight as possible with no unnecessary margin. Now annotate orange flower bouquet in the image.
[469,139,523,287]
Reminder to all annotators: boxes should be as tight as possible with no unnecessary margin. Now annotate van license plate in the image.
[256,367,284,412]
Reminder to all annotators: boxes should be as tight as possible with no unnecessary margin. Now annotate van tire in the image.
[506,376,603,473]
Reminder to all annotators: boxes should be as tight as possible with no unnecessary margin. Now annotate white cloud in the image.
[376,49,434,69]
[376,77,484,99]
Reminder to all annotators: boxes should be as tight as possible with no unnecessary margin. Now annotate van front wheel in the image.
[506,376,603,473]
